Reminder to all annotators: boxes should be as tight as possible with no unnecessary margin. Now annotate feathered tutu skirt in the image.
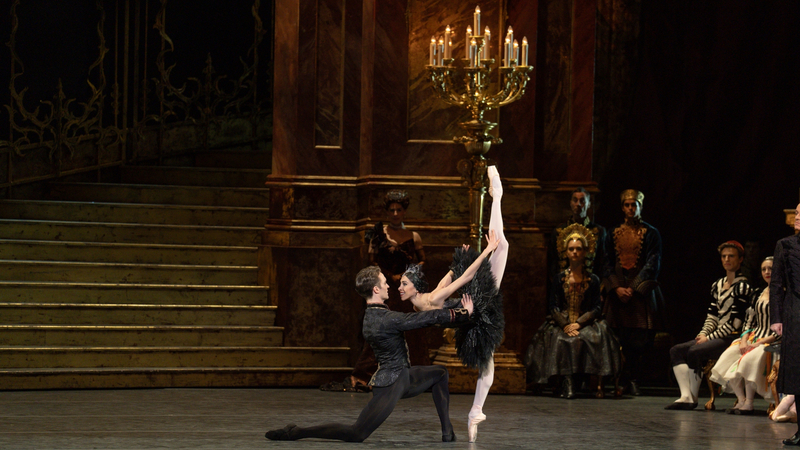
[444,247,505,376]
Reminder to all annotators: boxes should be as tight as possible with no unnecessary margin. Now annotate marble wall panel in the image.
[315,0,345,148]
[534,0,572,181]
[568,0,596,181]
[491,0,538,179]
[273,0,361,177]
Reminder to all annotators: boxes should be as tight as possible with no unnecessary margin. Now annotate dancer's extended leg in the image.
[469,165,507,443]
[486,166,507,286]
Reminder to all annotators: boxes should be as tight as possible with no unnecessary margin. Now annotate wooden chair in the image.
[702,359,719,410]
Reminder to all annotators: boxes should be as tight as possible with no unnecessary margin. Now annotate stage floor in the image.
[0,387,794,449]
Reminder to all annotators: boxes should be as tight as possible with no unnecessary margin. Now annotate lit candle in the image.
[513,39,519,65]
[506,26,514,66]
[484,27,491,60]
[448,39,453,62]
[504,37,510,67]
[466,26,472,60]
[470,38,477,67]
[521,37,528,66]
[438,37,445,66]
[474,6,481,38]
[444,25,451,59]
[430,37,436,66]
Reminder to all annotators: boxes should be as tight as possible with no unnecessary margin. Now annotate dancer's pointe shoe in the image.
[468,412,486,443]
[265,424,297,440]
[487,166,502,199]
[777,412,798,423]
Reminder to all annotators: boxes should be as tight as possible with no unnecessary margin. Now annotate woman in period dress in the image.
[524,223,622,399]
[710,256,779,414]
[322,190,426,392]
[398,165,507,443]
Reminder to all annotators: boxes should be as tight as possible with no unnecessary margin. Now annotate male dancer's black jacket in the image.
[364,303,470,387]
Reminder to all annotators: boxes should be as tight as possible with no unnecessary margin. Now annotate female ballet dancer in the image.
[398,165,507,443]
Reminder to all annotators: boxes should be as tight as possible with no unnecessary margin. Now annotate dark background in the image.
[595,1,800,343]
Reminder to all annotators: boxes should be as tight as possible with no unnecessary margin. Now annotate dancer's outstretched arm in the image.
[486,166,508,288]
[418,232,499,311]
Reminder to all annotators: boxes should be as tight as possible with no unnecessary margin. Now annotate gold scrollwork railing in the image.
[0,0,269,189]
[1,0,123,164]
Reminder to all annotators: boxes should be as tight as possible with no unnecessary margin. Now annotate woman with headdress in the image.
[524,223,622,399]
[397,166,507,443]
[367,190,426,286]
[710,256,779,414]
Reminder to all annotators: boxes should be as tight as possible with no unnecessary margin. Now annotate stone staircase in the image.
[0,152,350,389]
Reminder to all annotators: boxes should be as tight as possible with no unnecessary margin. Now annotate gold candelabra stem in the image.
[426,41,532,249]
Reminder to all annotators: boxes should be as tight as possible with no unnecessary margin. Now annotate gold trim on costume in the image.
[613,223,647,270]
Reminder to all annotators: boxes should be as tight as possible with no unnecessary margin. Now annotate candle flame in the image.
[467,26,472,34]
[475,6,480,13]
[508,26,513,33]
[522,37,528,44]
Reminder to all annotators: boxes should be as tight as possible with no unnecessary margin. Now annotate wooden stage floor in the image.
[0,387,794,449]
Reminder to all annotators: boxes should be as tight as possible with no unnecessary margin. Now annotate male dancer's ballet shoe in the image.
[783,432,800,446]
[733,408,754,415]
[265,424,297,440]
[442,431,456,442]
[664,402,697,410]
[468,412,486,443]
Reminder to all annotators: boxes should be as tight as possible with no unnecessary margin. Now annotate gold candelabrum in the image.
[425,20,532,249]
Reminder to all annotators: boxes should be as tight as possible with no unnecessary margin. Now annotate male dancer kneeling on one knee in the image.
[265,265,474,442]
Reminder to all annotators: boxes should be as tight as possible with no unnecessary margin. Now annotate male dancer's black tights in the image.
[285,366,452,442]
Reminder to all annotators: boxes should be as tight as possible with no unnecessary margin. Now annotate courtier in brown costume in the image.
[603,189,664,396]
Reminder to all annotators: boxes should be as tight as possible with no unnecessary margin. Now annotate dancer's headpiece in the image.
[402,263,428,293]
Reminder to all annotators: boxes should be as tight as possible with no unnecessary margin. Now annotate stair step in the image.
[0,219,262,246]
[0,282,269,306]
[0,260,257,285]
[48,182,270,207]
[0,325,284,346]
[0,303,275,326]
[0,200,268,227]
[0,239,257,265]
[0,346,349,368]
[120,166,271,187]
[0,366,352,389]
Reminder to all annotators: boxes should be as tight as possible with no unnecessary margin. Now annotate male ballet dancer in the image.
[265,266,474,442]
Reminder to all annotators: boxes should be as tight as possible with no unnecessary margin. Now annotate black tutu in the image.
[523,318,621,385]
[445,247,505,375]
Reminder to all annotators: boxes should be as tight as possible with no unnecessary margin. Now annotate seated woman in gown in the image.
[524,224,622,399]
[710,256,779,414]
